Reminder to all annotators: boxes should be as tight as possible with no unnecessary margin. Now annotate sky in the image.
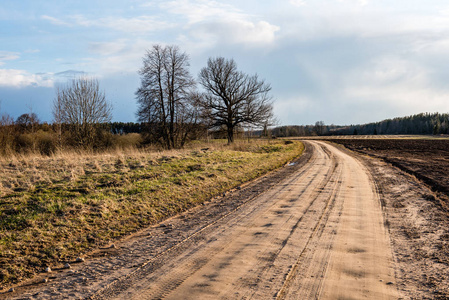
[1,0,449,126]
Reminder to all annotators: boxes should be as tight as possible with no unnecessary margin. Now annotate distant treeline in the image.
[2,111,448,155]
[0,113,211,156]
[270,113,449,137]
[332,112,449,136]
[109,122,144,135]
[0,117,146,156]
[0,111,257,156]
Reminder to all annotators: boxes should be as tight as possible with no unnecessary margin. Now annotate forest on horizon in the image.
[271,112,449,137]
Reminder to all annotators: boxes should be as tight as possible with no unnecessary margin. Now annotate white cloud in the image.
[0,51,20,66]
[41,15,71,26]
[24,49,40,54]
[361,57,426,85]
[160,0,244,24]
[161,0,280,48]
[344,84,449,117]
[290,0,306,7]
[336,0,370,6]
[74,15,172,34]
[189,19,279,48]
[0,69,54,88]
[83,39,156,75]
[88,40,128,56]
[274,96,314,124]
[105,16,172,33]
[275,1,449,43]
[338,55,449,115]
[42,14,172,34]
[55,70,87,79]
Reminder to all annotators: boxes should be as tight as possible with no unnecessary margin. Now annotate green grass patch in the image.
[0,140,303,288]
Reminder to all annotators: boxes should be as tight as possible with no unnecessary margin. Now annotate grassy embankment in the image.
[0,139,304,288]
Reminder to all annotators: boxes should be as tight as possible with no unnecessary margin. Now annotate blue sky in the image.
[1,0,449,125]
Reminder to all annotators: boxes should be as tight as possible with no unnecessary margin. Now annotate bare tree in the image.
[53,86,63,148]
[0,113,15,155]
[16,113,40,133]
[198,57,274,144]
[53,77,112,148]
[136,45,197,149]
[314,121,325,136]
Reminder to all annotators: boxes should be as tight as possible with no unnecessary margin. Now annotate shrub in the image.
[112,133,143,149]
[35,130,57,156]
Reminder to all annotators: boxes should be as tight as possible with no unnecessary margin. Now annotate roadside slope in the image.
[0,140,302,291]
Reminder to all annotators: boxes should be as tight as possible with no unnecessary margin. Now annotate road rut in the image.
[95,141,398,299]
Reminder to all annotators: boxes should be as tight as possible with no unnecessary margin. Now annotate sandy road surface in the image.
[3,141,399,299]
[93,141,397,299]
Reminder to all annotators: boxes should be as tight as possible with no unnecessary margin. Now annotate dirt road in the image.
[4,141,400,299]
[92,141,397,299]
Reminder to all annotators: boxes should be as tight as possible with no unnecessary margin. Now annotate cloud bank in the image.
[2,0,449,124]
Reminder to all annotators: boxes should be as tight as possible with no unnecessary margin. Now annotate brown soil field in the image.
[328,138,449,210]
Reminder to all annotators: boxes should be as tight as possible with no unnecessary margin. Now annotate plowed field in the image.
[329,138,449,210]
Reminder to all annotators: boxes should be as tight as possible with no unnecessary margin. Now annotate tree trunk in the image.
[169,103,175,149]
[227,126,234,144]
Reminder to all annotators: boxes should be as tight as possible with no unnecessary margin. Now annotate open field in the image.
[0,140,304,290]
[327,138,449,210]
